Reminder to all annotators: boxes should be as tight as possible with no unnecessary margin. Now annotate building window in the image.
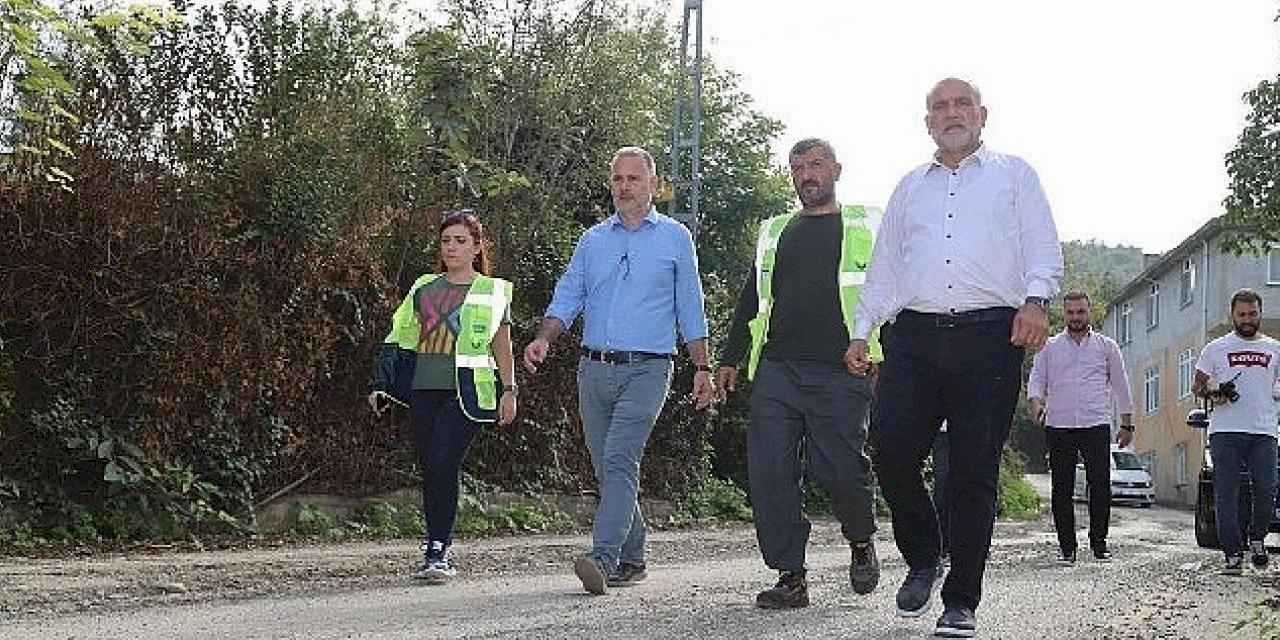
[1180,258,1195,306]
[1177,348,1195,400]
[1147,283,1160,329]
[1174,443,1188,485]
[1270,246,1280,285]
[1144,366,1160,415]
[1141,452,1158,490]
[1118,302,1132,345]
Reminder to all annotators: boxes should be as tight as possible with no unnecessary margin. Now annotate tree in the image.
[1,0,175,189]
[1220,18,1280,254]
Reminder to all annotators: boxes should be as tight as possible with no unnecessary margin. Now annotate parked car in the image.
[1071,445,1155,507]
[1186,408,1280,549]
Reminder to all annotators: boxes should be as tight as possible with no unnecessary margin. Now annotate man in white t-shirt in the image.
[1193,288,1280,575]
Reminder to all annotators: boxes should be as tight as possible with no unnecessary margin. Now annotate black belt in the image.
[897,307,1016,328]
[580,348,672,364]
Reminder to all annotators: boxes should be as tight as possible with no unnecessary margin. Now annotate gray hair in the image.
[611,146,657,176]
[926,77,983,109]
[788,138,838,162]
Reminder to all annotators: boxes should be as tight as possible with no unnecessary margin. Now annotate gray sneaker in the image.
[413,541,456,584]
[607,562,648,587]
[896,565,938,617]
[935,604,977,638]
[849,540,880,595]
[1250,540,1269,569]
[574,556,609,595]
[1224,555,1244,576]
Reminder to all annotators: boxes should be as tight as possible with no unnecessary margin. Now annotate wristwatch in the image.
[502,383,518,396]
[1025,296,1051,312]
[1119,423,1135,432]
[694,364,713,374]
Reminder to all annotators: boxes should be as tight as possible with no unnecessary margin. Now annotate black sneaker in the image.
[934,604,977,638]
[414,540,456,583]
[1250,540,1269,569]
[1224,555,1244,576]
[756,570,809,609]
[1057,547,1077,564]
[1091,542,1112,561]
[607,562,649,587]
[896,564,938,617]
[573,556,609,595]
[849,540,880,595]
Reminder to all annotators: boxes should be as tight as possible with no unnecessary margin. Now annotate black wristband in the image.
[695,364,712,373]
[1119,424,1134,432]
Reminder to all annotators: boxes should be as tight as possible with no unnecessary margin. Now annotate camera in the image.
[1217,380,1240,403]
[1214,372,1242,403]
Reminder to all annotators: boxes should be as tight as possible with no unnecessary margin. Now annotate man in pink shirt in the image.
[1028,291,1134,563]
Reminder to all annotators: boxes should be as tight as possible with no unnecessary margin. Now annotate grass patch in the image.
[679,476,753,522]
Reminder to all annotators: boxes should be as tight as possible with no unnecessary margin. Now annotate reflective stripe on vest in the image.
[746,205,883,380]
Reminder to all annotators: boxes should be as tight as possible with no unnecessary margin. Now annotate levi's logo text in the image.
[1227,351,1273,368]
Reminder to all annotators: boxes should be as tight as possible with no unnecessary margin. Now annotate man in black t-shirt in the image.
[716,138,880,609]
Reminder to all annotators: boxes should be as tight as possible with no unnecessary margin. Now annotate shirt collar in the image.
[609,206,659,228]
[929,142,990,172]
[1059,326,1095,342]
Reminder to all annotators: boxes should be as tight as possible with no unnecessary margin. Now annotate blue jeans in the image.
[577,357,673,572]
[1210,432,1278,558]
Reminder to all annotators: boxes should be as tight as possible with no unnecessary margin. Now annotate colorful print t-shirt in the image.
[411,277,510,390]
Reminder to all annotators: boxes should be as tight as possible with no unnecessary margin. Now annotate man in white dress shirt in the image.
[846,77,1063,638]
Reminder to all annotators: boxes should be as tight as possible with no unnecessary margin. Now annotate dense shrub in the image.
[0,0,790,540]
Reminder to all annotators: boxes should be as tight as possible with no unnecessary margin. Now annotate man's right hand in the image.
[715,366,738,402]
[523,338,550,373]
[844,339,870,376]
[1029,398,1046,425]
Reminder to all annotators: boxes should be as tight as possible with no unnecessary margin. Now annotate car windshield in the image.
[1113,451,1144,470]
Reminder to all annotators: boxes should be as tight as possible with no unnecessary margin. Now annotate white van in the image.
[1072,445,1155,507]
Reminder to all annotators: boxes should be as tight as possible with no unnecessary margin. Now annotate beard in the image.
[932,126,980,154]
[797,181,835,208]
[1067,320,1089,333]
[1235,321,1259,337]
[613,194,650,216]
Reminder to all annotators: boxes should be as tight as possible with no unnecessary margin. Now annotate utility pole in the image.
[667,0,704,241]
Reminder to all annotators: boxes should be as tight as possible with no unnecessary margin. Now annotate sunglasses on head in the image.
[442,208,477,224]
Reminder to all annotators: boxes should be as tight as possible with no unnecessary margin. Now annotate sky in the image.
[675,0,1280,253]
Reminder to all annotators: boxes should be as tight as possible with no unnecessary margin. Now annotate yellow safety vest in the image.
[384,274,512,421]
[746,205,883,380]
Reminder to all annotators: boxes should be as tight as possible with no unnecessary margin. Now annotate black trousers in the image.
[932,429,951,554]
[410,389,481,546]
[870,309,1023,611]
[1046,425,1111,553]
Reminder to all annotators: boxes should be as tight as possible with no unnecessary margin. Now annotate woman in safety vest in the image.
[368,210,518,583]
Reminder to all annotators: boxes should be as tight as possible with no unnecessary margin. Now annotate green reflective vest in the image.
[746,205,883,380]
[384,273,513,421]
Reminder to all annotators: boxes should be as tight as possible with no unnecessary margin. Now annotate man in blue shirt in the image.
[524,146,715,595]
